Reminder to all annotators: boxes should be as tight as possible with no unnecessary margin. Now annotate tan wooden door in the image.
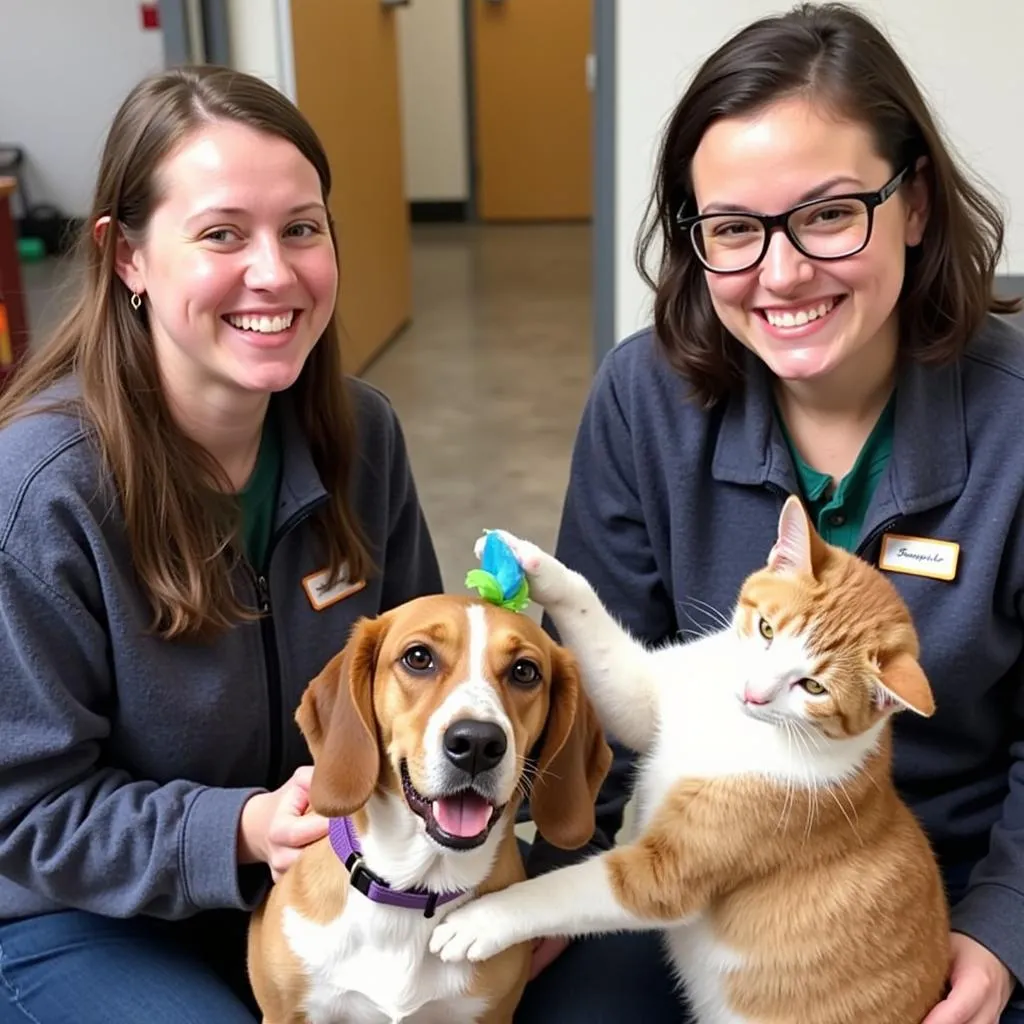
[290,0,411,373]
[471,0,593,222]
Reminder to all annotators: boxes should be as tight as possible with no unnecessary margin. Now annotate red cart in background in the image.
[0,177,29,389]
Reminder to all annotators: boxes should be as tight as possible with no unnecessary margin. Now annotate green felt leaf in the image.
[501,577,531,613]
[465,569,503,604]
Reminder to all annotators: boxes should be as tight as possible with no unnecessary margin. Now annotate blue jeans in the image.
[0,907,681,1023]
[0,909,258,1023]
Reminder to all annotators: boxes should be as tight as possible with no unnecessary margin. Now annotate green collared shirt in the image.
[237,405,283,572]
[776,395,895,551]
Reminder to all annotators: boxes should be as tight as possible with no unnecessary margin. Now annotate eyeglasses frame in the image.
[675,165,913,274]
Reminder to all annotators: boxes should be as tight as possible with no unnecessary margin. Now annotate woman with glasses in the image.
[518,4,1024,1023]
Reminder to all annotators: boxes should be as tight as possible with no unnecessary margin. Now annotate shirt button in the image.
[828,512,846,527]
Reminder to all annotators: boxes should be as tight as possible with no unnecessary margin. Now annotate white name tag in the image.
[302,567,365,611]
[878,533,959,582]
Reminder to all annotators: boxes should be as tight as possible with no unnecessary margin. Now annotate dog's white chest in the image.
[283,900,487,1023]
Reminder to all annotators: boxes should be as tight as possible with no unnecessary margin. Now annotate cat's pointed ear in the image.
[768,495,817,575]
[875,651,935,717]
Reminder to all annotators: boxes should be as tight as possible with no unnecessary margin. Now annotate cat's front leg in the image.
[430,854,664,965]
[474,531,661,752]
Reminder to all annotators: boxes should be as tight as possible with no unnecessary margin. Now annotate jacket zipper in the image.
[252,570,282,790]
[252,501,326,790]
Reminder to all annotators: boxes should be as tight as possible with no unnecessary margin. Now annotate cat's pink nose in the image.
[743,687,770,705]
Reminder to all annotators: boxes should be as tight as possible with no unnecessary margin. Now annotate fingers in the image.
[265,767,328,882]
[527,936,570,980]
[266,812,328,881]
[920,974,987,1024]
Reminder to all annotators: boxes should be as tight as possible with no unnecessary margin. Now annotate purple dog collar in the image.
[329,816,465,918]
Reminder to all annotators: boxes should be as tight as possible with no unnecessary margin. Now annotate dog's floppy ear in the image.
[529,647,613,850]
[295,615,386,818]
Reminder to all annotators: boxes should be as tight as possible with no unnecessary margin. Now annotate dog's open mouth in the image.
[400,761,502,851]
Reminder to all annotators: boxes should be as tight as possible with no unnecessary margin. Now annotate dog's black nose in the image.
[443,719,507,776]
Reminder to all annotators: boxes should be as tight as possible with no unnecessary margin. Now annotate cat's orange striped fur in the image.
[431,497,950,1024]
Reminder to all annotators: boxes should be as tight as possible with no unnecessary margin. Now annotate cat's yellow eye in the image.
[758,617,774,642]
[799,678,827,696]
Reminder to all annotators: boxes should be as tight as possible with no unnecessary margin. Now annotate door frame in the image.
[461,0,615,367]
[592,0,616,366]
[460,0,479,222]
[158,0,231,65]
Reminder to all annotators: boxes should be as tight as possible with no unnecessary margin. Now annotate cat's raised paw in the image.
[474,529,544,575]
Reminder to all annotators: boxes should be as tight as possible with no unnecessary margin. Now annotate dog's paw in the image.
[429,902,520,964]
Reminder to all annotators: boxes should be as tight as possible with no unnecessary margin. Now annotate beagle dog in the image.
[248,594,611,1024]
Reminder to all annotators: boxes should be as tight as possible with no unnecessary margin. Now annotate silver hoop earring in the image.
[130,291,142,311]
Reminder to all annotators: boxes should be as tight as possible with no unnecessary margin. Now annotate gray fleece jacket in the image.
[0,379,442,920]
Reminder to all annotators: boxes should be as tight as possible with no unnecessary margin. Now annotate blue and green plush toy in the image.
[465,532,531,613]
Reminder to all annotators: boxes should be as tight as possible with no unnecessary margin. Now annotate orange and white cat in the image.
[431,496,949,1024]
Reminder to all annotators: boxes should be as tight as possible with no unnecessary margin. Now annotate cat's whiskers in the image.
[786,722,820,845]
[775,720,798,834]
[678,596,733,637]
[788,719,864,840]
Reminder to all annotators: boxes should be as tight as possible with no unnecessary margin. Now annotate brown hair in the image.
[0,65,370,639]
[636,2,1021,406]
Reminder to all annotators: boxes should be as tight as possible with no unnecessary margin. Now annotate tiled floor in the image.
[21,224,595,601]
[362,224,592,597]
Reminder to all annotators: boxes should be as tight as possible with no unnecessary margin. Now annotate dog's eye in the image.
[509,659,541,687]
[402,645,435,673]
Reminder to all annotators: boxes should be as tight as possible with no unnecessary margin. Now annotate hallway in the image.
[22,223,594,595]
[364,224,592,592]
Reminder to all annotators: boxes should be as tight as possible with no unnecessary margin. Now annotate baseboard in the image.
[409,200,468,224]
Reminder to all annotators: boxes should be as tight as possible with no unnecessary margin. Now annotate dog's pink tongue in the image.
[432,793,492,838]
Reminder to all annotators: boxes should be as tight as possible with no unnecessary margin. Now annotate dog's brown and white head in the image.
[297,594,611,857]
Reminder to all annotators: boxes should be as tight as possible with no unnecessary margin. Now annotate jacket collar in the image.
[711,349,968,521]
[273,394,329,529]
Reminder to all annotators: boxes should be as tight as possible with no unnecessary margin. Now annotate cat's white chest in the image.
[665,920,753,1024]
[283,898,486,1023]
[631,643,777,827]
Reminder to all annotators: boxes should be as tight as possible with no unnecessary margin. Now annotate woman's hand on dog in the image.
[529,936,571,979]
[238,766,329,881]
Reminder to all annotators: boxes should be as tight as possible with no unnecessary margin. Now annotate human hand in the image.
[529,936,571,980]
[237,766,328,882]
[922,933,1013,1024]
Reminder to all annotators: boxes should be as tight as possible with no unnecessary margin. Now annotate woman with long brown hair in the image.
[0,66,441,1021]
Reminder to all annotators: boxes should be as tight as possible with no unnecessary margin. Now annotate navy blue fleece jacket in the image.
[0,379,442,920]
[527,315,1024,987]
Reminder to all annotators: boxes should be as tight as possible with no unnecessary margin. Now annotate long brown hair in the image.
[636,2,1021,407]
[0,65,370,639]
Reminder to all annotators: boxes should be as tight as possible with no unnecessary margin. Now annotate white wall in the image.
[226,0,296,101]
[224,0,468,202]
[395,0,470,202]
[0,0,165,217]
[614,0,1024,343]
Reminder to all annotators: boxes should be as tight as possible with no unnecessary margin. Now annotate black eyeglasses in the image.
[676,166,912,274]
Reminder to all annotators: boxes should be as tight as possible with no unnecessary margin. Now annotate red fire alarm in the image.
[140,3,160,30]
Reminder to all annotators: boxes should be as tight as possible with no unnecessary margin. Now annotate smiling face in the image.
[690,95,928,389]
[121,119,338,407]
[374,598,558,850]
